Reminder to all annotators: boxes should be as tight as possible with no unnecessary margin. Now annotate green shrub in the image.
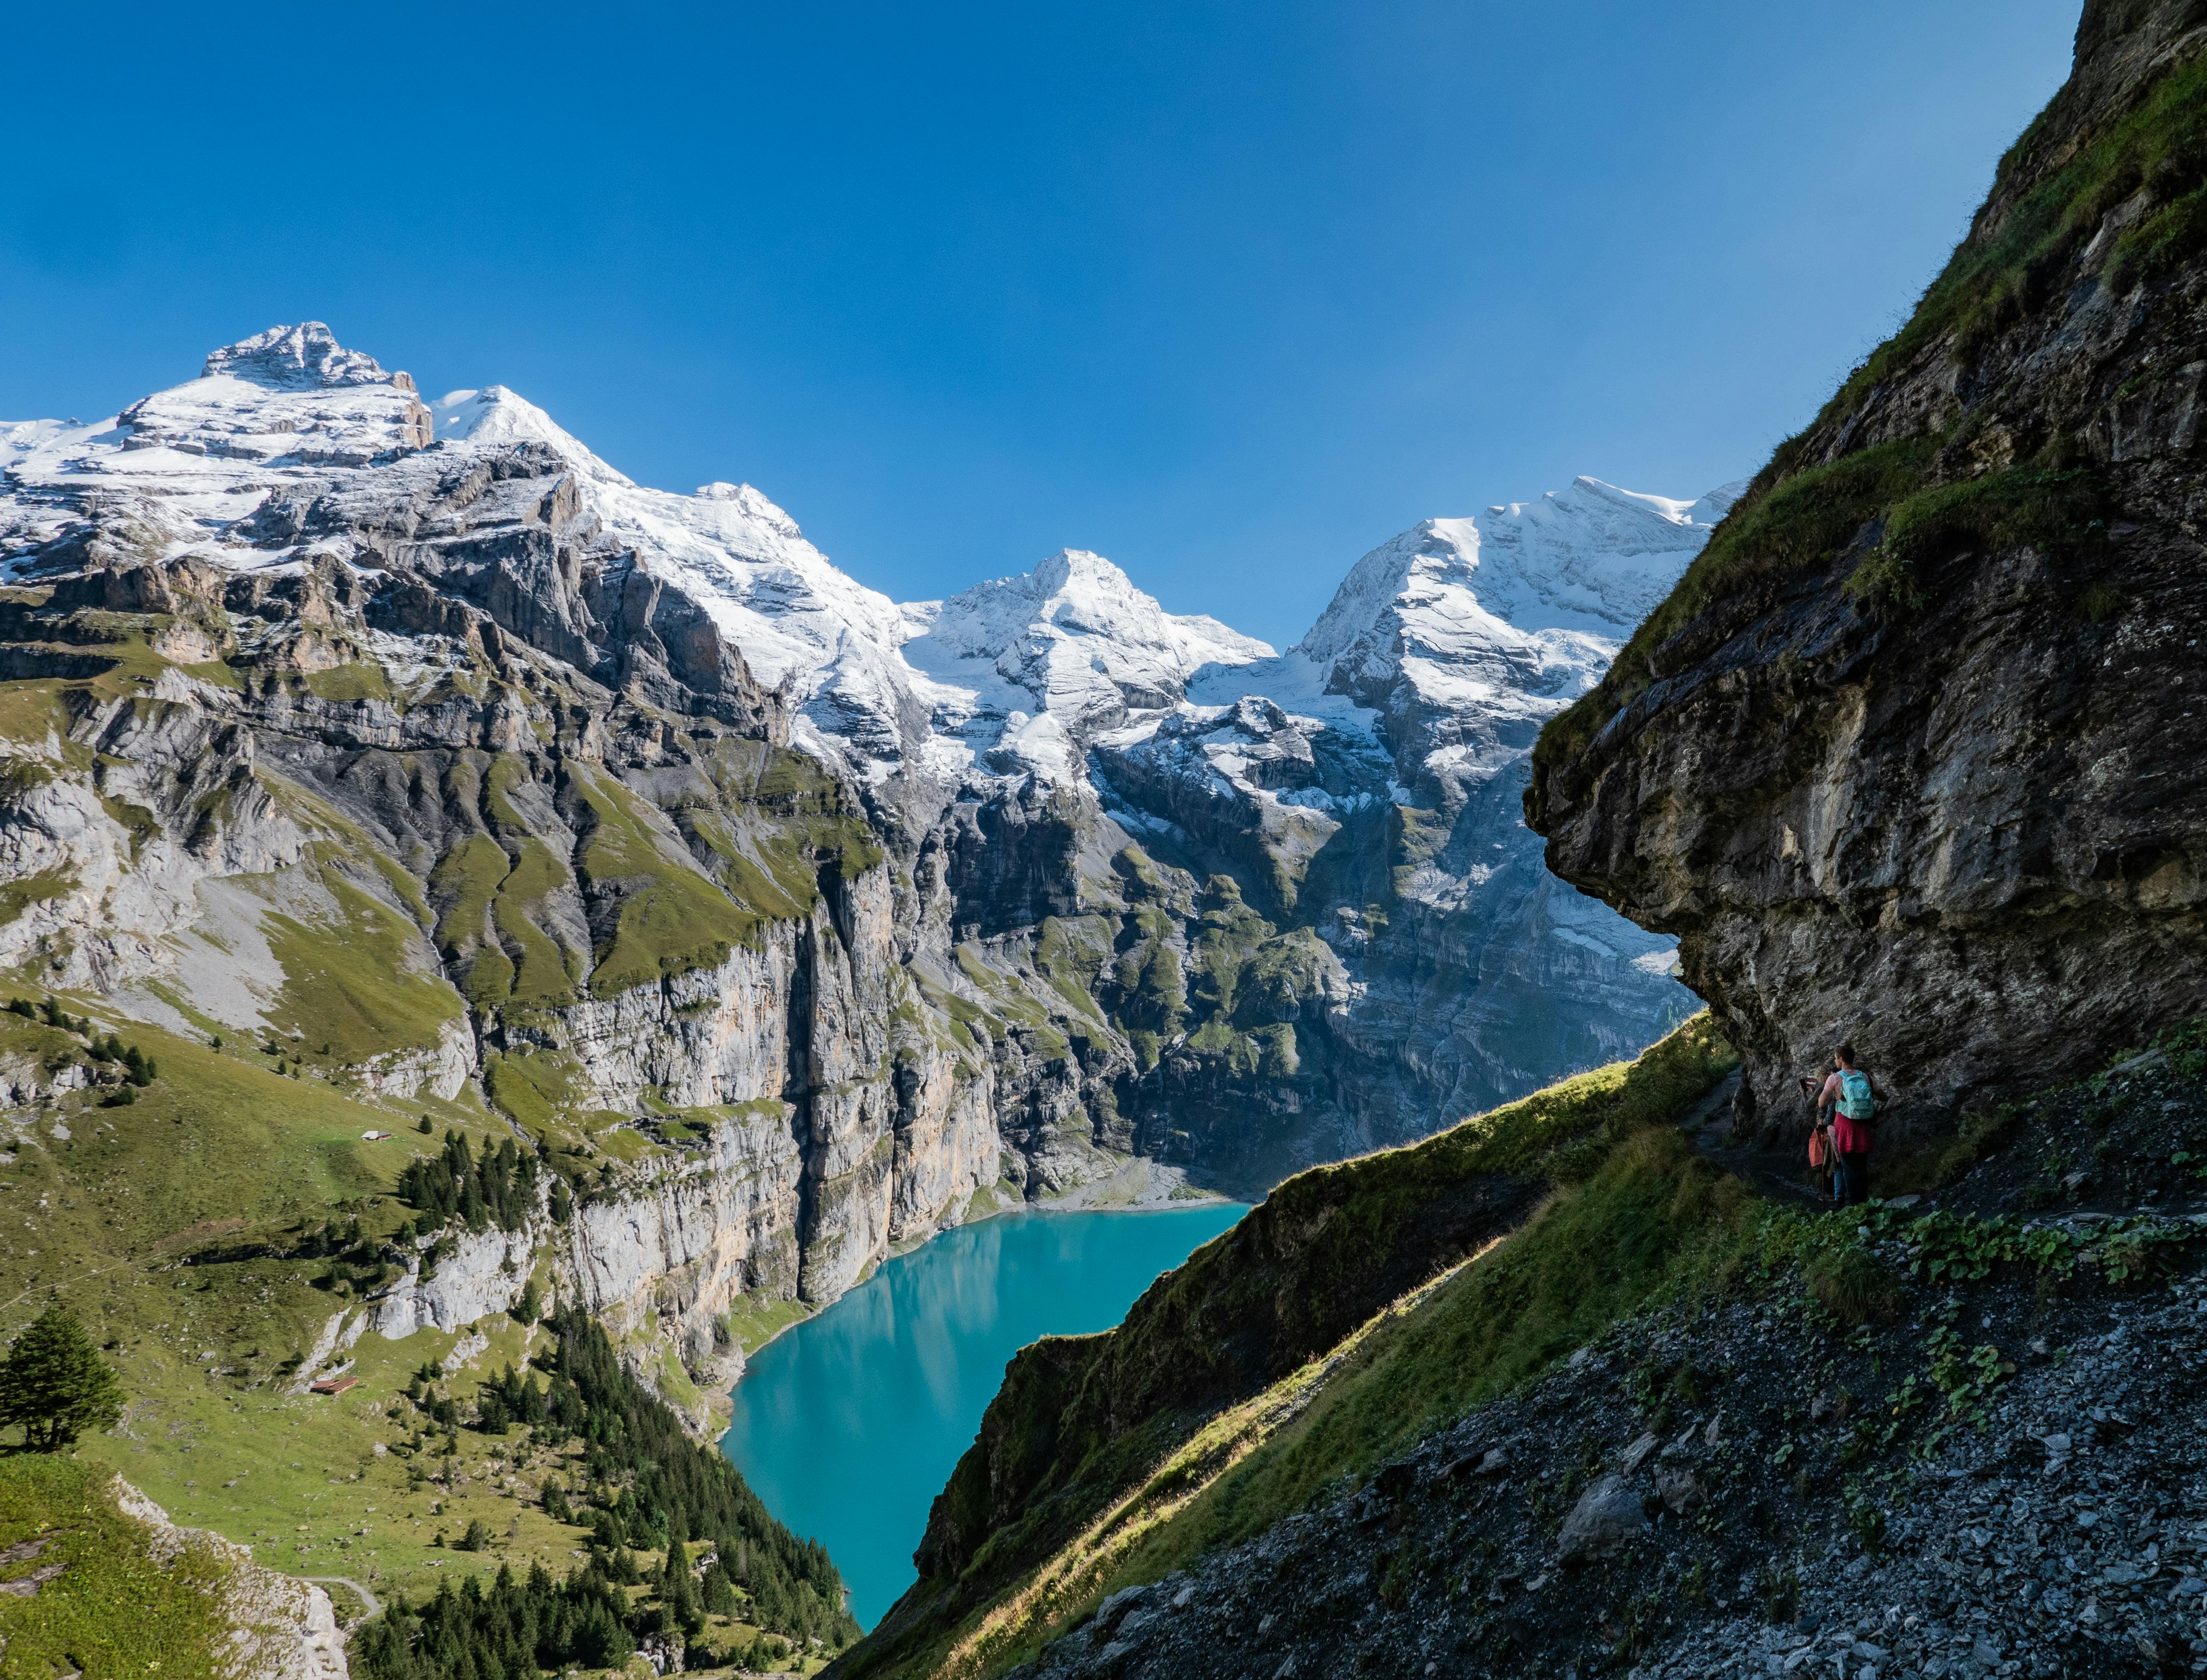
[1805,1244,1904,1327]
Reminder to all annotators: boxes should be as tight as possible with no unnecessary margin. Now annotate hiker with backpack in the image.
[1816,1044,1888,1207]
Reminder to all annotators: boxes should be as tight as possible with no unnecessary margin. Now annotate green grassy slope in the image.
[0,1457,237,1678]
[869,1020,2207,1680]
[0,1007,552,1592]
[840,1016,1737,1680]
[0,999,847,1656]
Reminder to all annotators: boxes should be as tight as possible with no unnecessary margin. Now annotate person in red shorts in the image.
[1816,1043,1889,1208]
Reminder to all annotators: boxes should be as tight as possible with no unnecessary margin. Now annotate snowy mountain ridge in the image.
[0,323,1731,814]
[897,546,1274,788]
[0,322,1724,1183]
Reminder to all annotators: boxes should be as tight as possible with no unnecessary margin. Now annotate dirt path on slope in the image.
[303,1574,382,1618]
[1675,1069,1832,1210]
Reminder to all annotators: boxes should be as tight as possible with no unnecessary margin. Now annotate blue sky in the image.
[2,1,2077,648]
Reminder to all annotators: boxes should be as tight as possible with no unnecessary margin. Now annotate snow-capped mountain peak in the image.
[432,385,633,485]
[200,321,398,390]
[695,482,804,538]
[1163,475,1742,826]
[0,323,1734,828]
[0,325,437,572]
[899,546,1273,753]
[420,383,923,772]
[1300,474,1740,684]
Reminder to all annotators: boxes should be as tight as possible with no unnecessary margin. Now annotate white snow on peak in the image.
[0,321,1744,813]
[1291,473,1737,736]
[433,386,631,483]
[694,482,804,538]
[899,546,1273,754]
[0,325,436,573]
[1301,475,1734,675]
[425,388,919,775]
[1183,475,1738,814]
[200,321,397,390]
[427,384,898,745]
[0,329,925,778]
[0,419,73,476]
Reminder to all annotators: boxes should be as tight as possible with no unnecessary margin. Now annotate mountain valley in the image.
[6,1,2205,1673]
[0,300,1714,1668]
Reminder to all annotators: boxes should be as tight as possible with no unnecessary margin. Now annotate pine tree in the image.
[663,1529,703,1636]
[0,1307,125,1450]
[702,1559,737,1616]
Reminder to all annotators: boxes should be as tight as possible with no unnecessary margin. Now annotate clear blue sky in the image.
[1,1,2078,648]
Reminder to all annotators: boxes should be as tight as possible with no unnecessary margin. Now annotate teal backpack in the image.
[1837,1069,1877,1121]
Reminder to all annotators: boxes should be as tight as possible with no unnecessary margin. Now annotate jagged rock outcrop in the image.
[1529,0,2207,1142]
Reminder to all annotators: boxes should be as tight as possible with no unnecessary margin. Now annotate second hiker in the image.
[1815,1043,1888,1207]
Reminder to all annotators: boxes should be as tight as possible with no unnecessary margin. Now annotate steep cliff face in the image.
[1529,0,2207,1139]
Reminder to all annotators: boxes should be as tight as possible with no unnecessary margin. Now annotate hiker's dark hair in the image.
[1836,1043,1857,1065]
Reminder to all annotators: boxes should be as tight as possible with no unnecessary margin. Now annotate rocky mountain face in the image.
[1136,479,1733,1183]
[0,322,1710,1396]
[1528,0,2207,1144]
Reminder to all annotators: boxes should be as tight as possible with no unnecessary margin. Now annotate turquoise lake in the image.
[720,1203,1246,1628]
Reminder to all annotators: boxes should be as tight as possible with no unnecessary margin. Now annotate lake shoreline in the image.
[720,1198,1249,1626]
[727,1155,1240,1374]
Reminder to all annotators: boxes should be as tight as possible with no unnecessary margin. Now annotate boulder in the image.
[1557,1473,1648,1561]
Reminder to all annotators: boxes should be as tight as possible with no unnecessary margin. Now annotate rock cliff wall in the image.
[1529,0,2207,1140]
